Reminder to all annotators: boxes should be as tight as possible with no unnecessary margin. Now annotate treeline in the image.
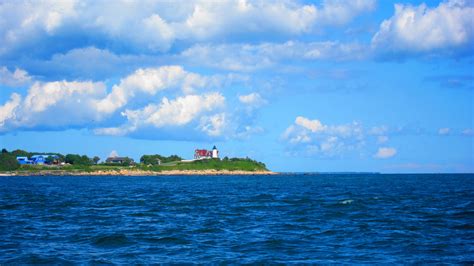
[0,149,100,171]
[0,149,21,171]
[140,154,182,165]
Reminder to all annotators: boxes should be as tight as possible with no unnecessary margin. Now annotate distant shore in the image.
[0,169,277,176]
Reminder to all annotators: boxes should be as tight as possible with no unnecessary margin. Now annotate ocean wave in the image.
[92,234,134,248]
[340,199,354,205]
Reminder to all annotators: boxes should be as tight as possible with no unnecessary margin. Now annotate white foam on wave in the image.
[340,199,354,205]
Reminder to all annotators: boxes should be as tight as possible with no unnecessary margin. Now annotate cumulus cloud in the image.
[0,66,32,87]
[0,64,265,140]
[94,92,226,137]
[0,80,107,132]
[374,147,397,159]
[199,113,228,137]
[0,66,228,134]
[0,0,375,57]
[94,66,211,114]
[0,93,21,128]
[282,116,364,156]
[372,0,474,56]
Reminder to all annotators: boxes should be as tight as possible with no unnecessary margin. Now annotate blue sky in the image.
[0,0,473,173]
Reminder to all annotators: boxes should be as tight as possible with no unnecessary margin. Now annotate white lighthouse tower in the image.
[211,145,219,159]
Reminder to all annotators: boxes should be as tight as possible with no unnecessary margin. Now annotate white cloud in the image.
[438,127,451,135]
[374,147,397,159]
[317,0,376,25]
[0,0,375,56]
[295,116,326,133]
[0,0,77,54]
[0,64,265,140]
[0,66,32,87]
[238,92,267,107]
[0,80,107,131]
[95,92,226,137]
[24,81,105,113]
[372,0,474,55]
[0,65,235,136]
[282,116,364,156]
[180,41,367,71]
[94,66,211,114]
[0,93,21,129]
[199,113,228,137]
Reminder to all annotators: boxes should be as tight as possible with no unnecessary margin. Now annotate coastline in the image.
[0,169,277,176]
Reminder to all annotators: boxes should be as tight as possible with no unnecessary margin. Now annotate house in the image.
[16,156,32,165]
[16,154,59,165]
[194,149,211,159]
[30,155,46,165]
[194,146,219,159]
[31,154,59,165]
[106,156,133,164]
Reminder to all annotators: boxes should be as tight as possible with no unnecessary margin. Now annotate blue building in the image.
[30,155,46,165]
[16,156,32,165]
[16,154,59,165]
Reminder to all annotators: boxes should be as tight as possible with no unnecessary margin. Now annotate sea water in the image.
[0,174,473,264]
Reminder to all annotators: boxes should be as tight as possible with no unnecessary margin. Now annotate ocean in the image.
[0,174,473,264]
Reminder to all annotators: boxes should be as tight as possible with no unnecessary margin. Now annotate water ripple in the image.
[0,174,473,264]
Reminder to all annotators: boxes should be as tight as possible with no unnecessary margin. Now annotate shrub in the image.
[0,153,20,171]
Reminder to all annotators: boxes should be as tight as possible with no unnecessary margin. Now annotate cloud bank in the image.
[0,65,263,140]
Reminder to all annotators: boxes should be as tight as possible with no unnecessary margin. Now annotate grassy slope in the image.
[143,159,268,172]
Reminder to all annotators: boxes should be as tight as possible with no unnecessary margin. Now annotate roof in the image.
[31,154,58,158]
[195,149,211,156]
[213,145,217,150]
[16,156,28,160]
[106,157,128,160]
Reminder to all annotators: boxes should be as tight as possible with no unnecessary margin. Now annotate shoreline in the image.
[0,169,277,176]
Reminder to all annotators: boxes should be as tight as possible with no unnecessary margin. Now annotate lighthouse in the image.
[211,145,219,159]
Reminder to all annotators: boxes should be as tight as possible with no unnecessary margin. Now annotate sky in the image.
[0,0,473,173]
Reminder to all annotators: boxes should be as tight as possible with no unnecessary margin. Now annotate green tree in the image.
[140,154,182,165]
[11,149,29,157]
[64,154,92,165]
[0,153,20,171]
[45,155,55,164]
[65,154,79,164]
[93,156,100,164]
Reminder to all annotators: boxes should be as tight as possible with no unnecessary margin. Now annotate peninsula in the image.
[0,148,275,176]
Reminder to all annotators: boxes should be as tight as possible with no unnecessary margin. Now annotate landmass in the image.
[0,148,275,176]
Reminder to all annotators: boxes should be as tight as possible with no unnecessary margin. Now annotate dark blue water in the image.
[0,174,473,264]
